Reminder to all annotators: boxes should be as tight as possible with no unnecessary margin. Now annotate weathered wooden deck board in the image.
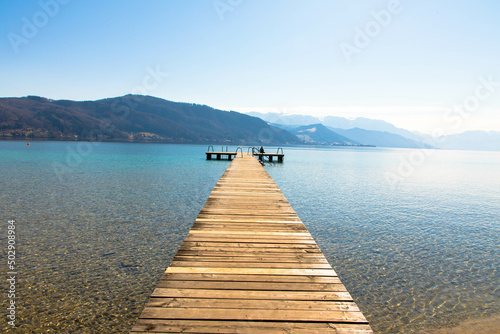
[131,154,372,333]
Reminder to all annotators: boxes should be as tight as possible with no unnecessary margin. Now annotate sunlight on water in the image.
[0,142,498,333]
[265,146,500,333]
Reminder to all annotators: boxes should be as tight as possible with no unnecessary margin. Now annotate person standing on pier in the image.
[259,146,265,161]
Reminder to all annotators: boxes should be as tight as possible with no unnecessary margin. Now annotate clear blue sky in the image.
[1,0,499,134]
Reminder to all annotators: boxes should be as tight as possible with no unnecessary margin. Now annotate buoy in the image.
[27,143,30,146]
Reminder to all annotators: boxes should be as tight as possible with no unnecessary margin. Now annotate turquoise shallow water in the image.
[0,141,499,333]
[264,147,499,333]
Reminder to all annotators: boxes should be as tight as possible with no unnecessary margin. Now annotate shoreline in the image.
[418,314,500,334]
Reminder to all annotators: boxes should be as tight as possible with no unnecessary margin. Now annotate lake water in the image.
[0,141,498,333]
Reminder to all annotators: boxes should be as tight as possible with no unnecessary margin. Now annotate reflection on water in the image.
[0,142,498,333]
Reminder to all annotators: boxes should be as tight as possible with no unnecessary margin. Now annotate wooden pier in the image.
[131,154,372,333]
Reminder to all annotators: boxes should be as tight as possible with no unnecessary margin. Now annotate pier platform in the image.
[131,154,372,333]
[253,152,284,163]
[206,148,284,162]
[206,151,239,160]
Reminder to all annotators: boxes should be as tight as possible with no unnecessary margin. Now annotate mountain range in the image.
[438,131,500,151]
[288,124,360,146]
[1,95,498,150]
[247,112,421,141]
[0,95,300,145]
[250,111,499,151]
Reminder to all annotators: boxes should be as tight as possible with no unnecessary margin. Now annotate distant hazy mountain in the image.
[290,124,360,146]
[251,112,431,148]
[247,112,322,126]
[439,131,500,151]
[247,111,426,143]
[0,95,301,145]
[323,116,422,141]
[329,127,428,149]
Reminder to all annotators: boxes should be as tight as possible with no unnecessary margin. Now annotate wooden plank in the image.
[198,217,299,223]
[184,236,316,242]
[188,230,314,236]
[192,222,307,228]
[160,273,341,283]
[131,154,372,333]
[179,243,323,250]
[155,280,348,292]
[169,261,332,269]
[145,297,360,311]
[172,254,328,262]
[172,255,330,263]
[190,227,309,233]
[164,267,337,276]
[178,247,323,254]
[194,218,303,223]
[183,237,317,244]
[188,230,311,236]
[140,307,367,323]
[150,288,353,301]
[131,319,373,334]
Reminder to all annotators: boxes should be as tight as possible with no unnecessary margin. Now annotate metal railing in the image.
[248,147,258,155]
